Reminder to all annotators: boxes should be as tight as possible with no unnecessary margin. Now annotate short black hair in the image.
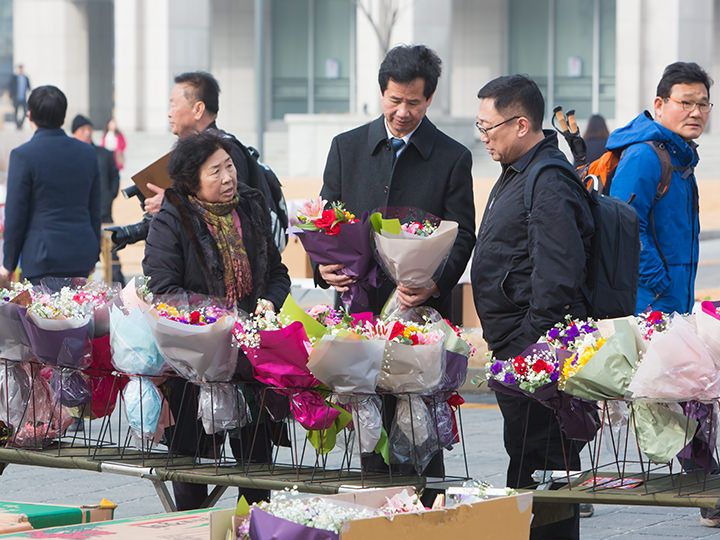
[174,71,221,115]
[168,131,234,196]
[477,75,544,132]
[378,45,442,99]
[656,62,713,99]
[27,86,67,129]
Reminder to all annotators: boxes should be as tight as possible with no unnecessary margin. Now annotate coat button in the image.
[384,186,389,194]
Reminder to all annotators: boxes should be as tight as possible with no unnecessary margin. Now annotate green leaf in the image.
[236,495,250,516]
[279,295,328,342]
[306,404,353,454]
[374,427,390,464]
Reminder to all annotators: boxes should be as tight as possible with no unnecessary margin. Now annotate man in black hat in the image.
[72,114,124,284]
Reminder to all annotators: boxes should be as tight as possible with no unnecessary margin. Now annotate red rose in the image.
[389,321,405,341]
[410,334,419,345]
[314,209,338,234]
[545,363,555,374]
[189,310,201,325]
[532,360,547,374]
[648,310,663,324]
[512,356,528,376]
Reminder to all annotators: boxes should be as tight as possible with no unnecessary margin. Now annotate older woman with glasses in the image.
[143,130,290,510]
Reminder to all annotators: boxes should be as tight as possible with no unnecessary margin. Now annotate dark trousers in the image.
[172,424,274,511]
[165,379,279,511]
[14,101,26,129]
[496,392,582,540]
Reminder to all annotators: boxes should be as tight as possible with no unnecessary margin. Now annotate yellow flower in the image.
[559,338,606,384]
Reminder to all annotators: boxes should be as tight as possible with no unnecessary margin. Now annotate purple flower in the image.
[504,373,516,385]
[580,323,595,334]
[547,327,560,341]
[490,360,504,375]
[550,371,559,382]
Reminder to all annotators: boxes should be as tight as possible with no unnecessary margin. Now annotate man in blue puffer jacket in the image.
[609,61,712,315]
[610,62,718,529]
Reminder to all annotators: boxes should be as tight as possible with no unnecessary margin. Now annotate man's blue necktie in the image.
[390,137,406,160]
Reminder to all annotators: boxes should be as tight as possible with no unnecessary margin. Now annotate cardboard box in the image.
[0,500,115,535]
[210,487,533,540]
[0,508,216,539]
[281,235,313,279]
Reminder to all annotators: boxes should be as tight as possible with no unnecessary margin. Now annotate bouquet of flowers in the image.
[40,278,121,338]
[694,301,720,359]
[559,319,640,401]
[370,207,458,317]
[544,316,600,350]
[368,316,446,472]
[235,314,349,453]
[631,401,699,464]
[109,302,168,442]
[0,360,31,435]
[20,286,94,369]
[627,315,720,401]
[245,490,381,540]
[635,309,671,342]
[293,198,380,312]
[307,330,386,455]
[487,342,599,441]
[7,363,74,448]
[145,294,239,435]
[424,319,472,448]
[0,281,34,362]
[241,487,428,540]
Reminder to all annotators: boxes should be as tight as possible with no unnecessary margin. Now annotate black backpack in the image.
[524,158,640,319]
[215,128,289,252]
[247,146,289,253]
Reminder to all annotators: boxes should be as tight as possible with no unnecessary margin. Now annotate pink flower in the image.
[297,196,327,222]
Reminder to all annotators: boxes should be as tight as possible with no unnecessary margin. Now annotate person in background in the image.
[8,64,31,130]
[72,114,124,285]
[101,118,127,172]
[0,86,100,288]
[581,114,610,164]
[609,62,711,316]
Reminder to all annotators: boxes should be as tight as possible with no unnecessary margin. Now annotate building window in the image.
[0,0,12,87]
[271,0,354,119]
[509,0,616,118]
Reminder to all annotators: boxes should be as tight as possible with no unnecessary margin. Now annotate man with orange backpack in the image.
[608,62,712,315]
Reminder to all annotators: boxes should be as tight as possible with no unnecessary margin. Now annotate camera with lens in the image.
[105,214,152,252]
[121,184,145,202]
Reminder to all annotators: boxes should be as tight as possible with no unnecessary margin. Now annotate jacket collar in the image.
[505,130,559,174]
[368,115,436,160]
[32,127,66,139]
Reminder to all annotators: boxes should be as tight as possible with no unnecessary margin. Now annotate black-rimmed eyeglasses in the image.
[475,115,520,137]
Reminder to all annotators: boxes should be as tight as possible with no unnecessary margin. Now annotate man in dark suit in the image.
[72,114,124,285]
[0,86,100,288]
[318,44,475,317]
[317,44,475,491]
[8,64,31,130]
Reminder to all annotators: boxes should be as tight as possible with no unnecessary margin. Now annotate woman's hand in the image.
[255,298,275,315]
[0,267,11,290]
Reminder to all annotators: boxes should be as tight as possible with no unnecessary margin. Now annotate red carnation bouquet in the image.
[293,198,380,312]
[296,199,358,236]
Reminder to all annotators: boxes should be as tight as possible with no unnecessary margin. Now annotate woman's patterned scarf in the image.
[190,195,253,305]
